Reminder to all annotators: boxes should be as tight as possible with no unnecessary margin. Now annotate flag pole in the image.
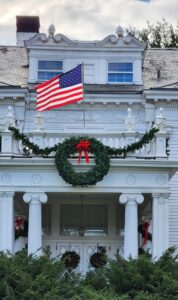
[81,60,85,129]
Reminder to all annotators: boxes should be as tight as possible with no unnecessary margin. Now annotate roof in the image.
[143,48,178,89]
[0,46,28,88]
[0,45,178,91]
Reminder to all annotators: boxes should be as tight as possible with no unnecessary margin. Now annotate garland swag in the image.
[9,126,159,186]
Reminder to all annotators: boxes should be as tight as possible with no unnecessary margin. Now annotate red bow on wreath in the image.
[76,140,90,164]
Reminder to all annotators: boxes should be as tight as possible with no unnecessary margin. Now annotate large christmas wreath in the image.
[9,126,159,187]
[55,136,110,186]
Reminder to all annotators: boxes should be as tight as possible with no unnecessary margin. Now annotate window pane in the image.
[38,61,63,70]
[108,63,132,72]
[38,71,61,81]
[108,72,133,83]
[60,204,108,236]
[125,73,133,82]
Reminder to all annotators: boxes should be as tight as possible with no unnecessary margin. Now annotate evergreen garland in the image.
[9,126,159,186]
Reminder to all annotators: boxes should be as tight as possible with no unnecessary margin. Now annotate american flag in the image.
[35,64,84,111]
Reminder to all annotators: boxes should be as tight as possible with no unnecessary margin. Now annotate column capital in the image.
[0,191,15,198]
[119,193,144,205]
[152,193,170,198]
[152,193,169,204]
[23,192,47,204]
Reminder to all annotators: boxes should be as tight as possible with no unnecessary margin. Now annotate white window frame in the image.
[37,60,63,82]
[107,62,134,84]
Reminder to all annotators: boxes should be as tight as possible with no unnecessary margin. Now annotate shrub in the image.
[0,247,178,299]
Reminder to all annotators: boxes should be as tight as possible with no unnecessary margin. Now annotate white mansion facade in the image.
[0,16,178,273]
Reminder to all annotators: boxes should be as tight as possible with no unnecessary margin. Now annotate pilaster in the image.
[152,193,169,259]
[0,191,15,252]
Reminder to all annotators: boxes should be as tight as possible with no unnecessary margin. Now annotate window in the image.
[38,61,63,81]
[108,62,133,83]
[60,204,108,236]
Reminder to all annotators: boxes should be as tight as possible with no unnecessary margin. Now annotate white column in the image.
[23,192,48,256]
[0,192,14,252]
[152,193,169,260]
[119,193,144,259]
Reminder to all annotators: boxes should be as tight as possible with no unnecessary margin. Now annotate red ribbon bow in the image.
[15,217,24,231]
[76,140,90,164]
[143,222,150,246]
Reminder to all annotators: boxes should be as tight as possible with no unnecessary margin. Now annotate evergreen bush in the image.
[0,247,178,299]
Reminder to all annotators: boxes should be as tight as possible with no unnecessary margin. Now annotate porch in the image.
[13,191,164,273]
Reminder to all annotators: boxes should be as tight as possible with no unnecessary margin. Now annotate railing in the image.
[0,106,169,159]
[0,129,168,159]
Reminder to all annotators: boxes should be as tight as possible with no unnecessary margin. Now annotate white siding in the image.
[169,126,178,249]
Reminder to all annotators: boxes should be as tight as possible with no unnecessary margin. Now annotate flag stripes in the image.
[35,65,84,111]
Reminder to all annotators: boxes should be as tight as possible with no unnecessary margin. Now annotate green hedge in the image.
[0,247,178,299]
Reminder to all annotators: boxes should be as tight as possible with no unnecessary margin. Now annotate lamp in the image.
[23,146,30,156]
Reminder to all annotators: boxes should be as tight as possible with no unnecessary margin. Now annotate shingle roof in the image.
[0,46,28,88]
[0,46,178,91]
[143,48,178,89]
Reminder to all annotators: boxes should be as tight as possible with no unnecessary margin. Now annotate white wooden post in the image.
[152,193,169,260]
[119,193,144,259]
[23,192,48,256]
[0,192,15,252]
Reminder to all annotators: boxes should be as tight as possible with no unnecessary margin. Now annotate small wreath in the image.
[55,136,110,186]
[61,251,80,269]
[90,252,107,269]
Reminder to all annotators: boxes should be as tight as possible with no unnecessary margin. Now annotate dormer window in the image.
[108,62,133,83]
[38,60,63,81]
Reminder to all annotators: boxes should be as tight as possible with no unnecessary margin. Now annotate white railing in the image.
[0,129,168,159]
[0,106,169,159]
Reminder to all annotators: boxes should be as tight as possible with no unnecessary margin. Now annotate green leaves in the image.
[0,248,178,299]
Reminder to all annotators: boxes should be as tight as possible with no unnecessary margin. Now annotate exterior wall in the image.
[168,123,178,250]
[28,49,143,85]
[17,32,37,46]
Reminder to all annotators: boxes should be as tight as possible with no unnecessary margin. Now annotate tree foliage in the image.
[0,247,178,299]
[127,19,178,48]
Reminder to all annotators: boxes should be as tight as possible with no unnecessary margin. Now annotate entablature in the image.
[0,157,175,193]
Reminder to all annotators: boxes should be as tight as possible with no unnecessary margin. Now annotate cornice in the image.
[0,157,176,172]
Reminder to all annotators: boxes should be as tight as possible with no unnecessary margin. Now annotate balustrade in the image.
[0,106,169,159]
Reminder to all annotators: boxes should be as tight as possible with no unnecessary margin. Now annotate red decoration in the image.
[15,217,25,232]
[143,222,150,246]
[76,140,90,164]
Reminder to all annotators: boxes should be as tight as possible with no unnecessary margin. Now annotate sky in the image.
[0,0,178,45]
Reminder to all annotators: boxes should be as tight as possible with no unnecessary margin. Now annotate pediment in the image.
[96,34,146,50]
[25,30,146,51]
[25,33,76,48]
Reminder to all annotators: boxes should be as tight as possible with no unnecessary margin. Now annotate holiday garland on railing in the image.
[9,126,159,186]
